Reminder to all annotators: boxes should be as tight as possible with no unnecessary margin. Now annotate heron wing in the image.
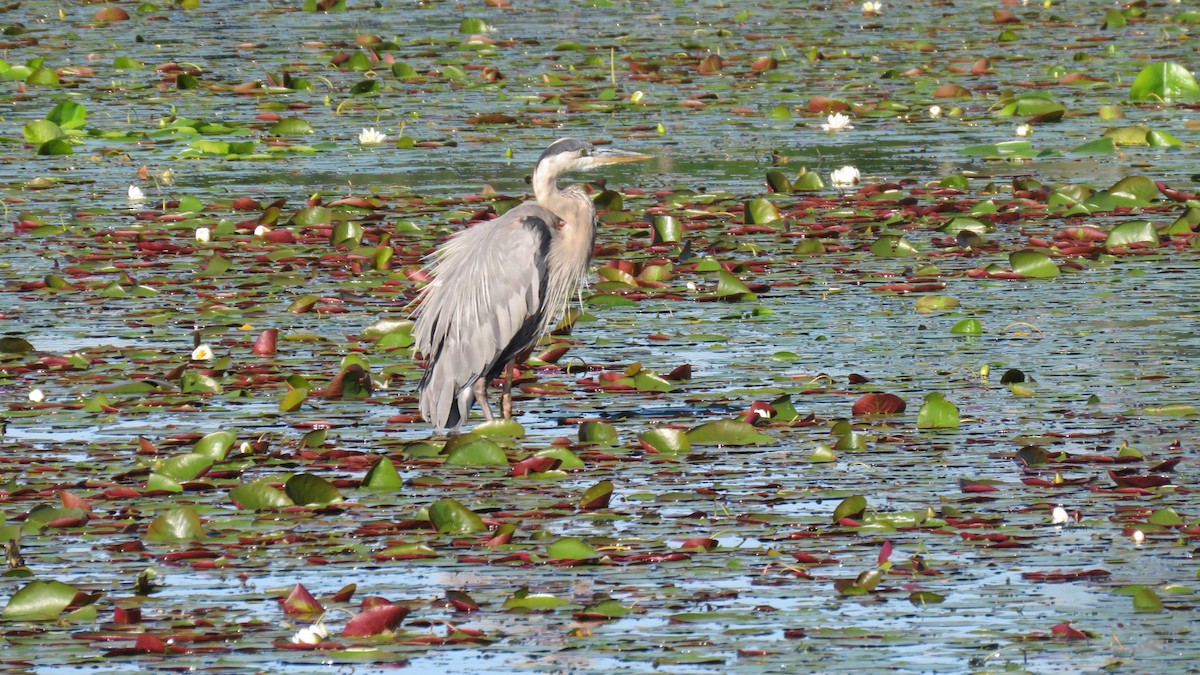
[412,204,556,430]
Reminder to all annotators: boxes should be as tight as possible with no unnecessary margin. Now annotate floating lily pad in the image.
[1106,220,1158,248]
[916,393,960,429]
[145,506,205,543]
[1010,249,1060,278]
[950,318,983,335]
[269,118,315,135]
[428,498,486,533]
[443,434,508,466]
[1129,62,1200,103]
[230,480,294,510]
[285,474,343,507]
[686,419,776,446]
[639,428,691,455]
[2,580,82,621]
[548,537,598,560]
[362,456,403,490]
[578,420,618,446]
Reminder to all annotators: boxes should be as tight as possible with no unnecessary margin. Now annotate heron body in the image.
[412,138,650,433]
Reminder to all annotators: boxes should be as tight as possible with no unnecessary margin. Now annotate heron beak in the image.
[590,147,653,165]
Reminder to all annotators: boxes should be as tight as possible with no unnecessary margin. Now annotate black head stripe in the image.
[539,138,592,162]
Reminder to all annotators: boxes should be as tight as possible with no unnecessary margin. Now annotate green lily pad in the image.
[1106,220,1158,248]
[1147,507,1184,527]
[429,498,486,533]
[639,428,691,455]
[46,101,86,130]
[157,452,212,482]
[915,295,959,313]
[443,434,508,466]
[269,117,315,135]
[581,480,614,511]
[810,444,836,463]
[1070,137,1117,155]
[548,537,598,560]
[0,337,34,354]
[1103,125,1149,146]
[2,580,81,621]
[579,598,631,619]
[285,473,343,507]
[950,318,982,335]
[362,456,403,490]
[1147,129,1184,148]
[194,430,237,461]
[687,419,776,446]
[459,17,490,33]
[1129,62,1200,103]
[1010,249,1060,278]
[909,590,946,605]
[995,96,1066,117]
[578,420,618,446]
[745,197,781,225]
[530,447,581,470]
[870,234,920,257]
[832,495,867,522]
[146,506,205,542]
[916,393,960,429]
[230,480,294,510]
[502,589,570,611]
[1141,403,1200,416]
[23,119,63,144]
[714,269,755,300]
[960,140,1034,157]
[1108,175,1158,205]
[1132,586,1165,612]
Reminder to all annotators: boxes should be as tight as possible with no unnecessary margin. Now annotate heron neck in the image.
[532,163,574,220]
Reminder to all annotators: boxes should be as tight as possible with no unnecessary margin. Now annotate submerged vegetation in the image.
[0,0,1198,672]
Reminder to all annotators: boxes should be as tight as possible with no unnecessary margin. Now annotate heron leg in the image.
[501,360,516,419]
[472,377,495,422]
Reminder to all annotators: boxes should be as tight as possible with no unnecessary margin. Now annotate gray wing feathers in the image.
[412,205,554,430]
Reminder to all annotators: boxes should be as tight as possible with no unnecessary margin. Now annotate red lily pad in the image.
[851,393,906,415]
[341,603,410,637]
[279,584,324,616]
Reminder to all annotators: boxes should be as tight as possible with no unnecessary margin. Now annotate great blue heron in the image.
[412,138,651,433]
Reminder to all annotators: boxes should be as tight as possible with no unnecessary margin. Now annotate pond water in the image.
[0,0,1198,673]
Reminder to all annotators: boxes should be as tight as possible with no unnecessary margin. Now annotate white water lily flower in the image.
[830,165,861,188]
[190,344,214,361]
[1051,505,1069,525]
[195,227,212,243]
[254,225,270,237]
[820,112,854,132]
[290,621,329,645]
[1132,529,1145,546]
[630,90,645,104]
[928,105,942,119]
[358,127,387,145]
[1015,123,1032,137]
[861,1,882,15]
[28,389,45,403]
[128,185,146,201]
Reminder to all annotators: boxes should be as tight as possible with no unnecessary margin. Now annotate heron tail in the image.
[417,362,474,433]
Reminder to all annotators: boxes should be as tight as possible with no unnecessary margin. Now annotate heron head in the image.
[537,138,651,177]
